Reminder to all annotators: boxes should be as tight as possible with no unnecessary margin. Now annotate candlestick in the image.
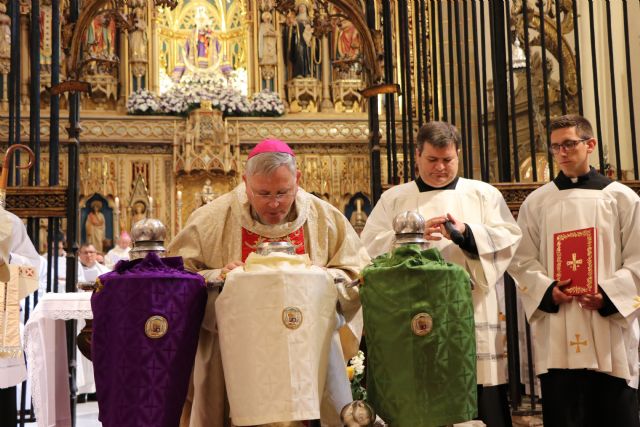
[114,196,120,237]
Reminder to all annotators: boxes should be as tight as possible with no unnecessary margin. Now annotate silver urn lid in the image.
[392,210,429,250]
[129,217,167,259]
[255,241,296,256]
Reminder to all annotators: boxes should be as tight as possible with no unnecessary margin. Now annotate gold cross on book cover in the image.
[553,227,597,295]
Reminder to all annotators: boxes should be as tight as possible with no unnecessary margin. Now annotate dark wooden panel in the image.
[384,180,640,220]
[495,180,640,218]
[5,186,67,218]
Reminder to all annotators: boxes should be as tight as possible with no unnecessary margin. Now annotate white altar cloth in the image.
[24,292,93,427]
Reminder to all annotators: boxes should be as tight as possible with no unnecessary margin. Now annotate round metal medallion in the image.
[145,315,169,339]
[411,313,433,336]
[282,307,303,330]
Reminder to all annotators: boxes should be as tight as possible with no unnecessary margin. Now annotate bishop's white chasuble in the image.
[169,184,370,427]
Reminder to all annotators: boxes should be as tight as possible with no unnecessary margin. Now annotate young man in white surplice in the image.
[508,114,640,427]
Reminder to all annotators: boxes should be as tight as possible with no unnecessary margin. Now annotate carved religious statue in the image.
[188,6,220,70]
[129,0,148,64]
[258,11,277,66]
[131,201,148,226]
[0,0,12,76]
[86,200,107,253]
[128,0,148,86]
[284,1,314,78]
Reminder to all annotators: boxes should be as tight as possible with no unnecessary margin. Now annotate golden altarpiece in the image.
[2,0,637,252]
[0,0,390,252]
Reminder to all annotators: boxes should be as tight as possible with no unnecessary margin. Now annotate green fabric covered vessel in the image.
[361,245,477,427]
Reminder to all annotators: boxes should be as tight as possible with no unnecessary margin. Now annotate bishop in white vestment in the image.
[168,139,369,427]
[361,121,521,427]
[508,114,640,427]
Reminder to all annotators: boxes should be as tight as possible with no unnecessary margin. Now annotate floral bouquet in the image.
[158,86,194,115]
[347,350,367,401]
[211,86,252,117]
[127,78,284,118]
[126,89,160,114]
[250,89,285,117]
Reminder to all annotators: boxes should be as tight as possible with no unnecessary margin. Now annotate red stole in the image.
[241,227,306,262]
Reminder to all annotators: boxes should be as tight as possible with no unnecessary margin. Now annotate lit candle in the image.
[115,196,120,211]
[177,190,182,202]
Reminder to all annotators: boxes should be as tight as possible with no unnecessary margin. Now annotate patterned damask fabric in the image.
[361,246,477,427]
[91,253,207,427]
[216,254,337,426]
[1,265,38,359]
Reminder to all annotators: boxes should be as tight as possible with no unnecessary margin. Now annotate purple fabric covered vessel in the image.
[91,252,207,427]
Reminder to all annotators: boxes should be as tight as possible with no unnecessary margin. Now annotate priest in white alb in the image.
[104,231,132,269]
[168,139,370,427]
[508,114,640,427]
[0,206,41,427]
[360,121,521,427]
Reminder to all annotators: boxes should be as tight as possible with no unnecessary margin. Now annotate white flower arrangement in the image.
[250,89,285,116]
[158,87,190,115]
[349,350,365,376]
[155,73,251,116]
[347,350,367,400]
[127,76,284,118]
[126,89,160,114]
[214,86,251,116]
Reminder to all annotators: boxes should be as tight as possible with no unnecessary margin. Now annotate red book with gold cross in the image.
[553,227,597,295]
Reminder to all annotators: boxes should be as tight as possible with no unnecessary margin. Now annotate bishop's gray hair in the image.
[245,152,297,177]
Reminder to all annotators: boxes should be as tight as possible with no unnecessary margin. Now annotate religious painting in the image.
[334,18,361,61]
[84,12,117,59]
[81,194,114,255]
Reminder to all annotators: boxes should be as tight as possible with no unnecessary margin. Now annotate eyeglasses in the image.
[247,185,296,203]
[548,138,590,153]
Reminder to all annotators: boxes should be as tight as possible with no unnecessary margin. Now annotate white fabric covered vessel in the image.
[216,252,338,426]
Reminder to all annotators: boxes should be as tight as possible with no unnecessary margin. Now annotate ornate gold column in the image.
[0,0,10,107]
[149,3,158,92]
[119,12,129,105]
[276,14,287,107]
[245,9,255,95]
[19,0,28,106]
[320,34,333,112]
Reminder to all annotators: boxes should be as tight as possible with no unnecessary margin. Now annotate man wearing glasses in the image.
[78,243,110,283]
[508,114,640,427]
[169,138,369,427]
